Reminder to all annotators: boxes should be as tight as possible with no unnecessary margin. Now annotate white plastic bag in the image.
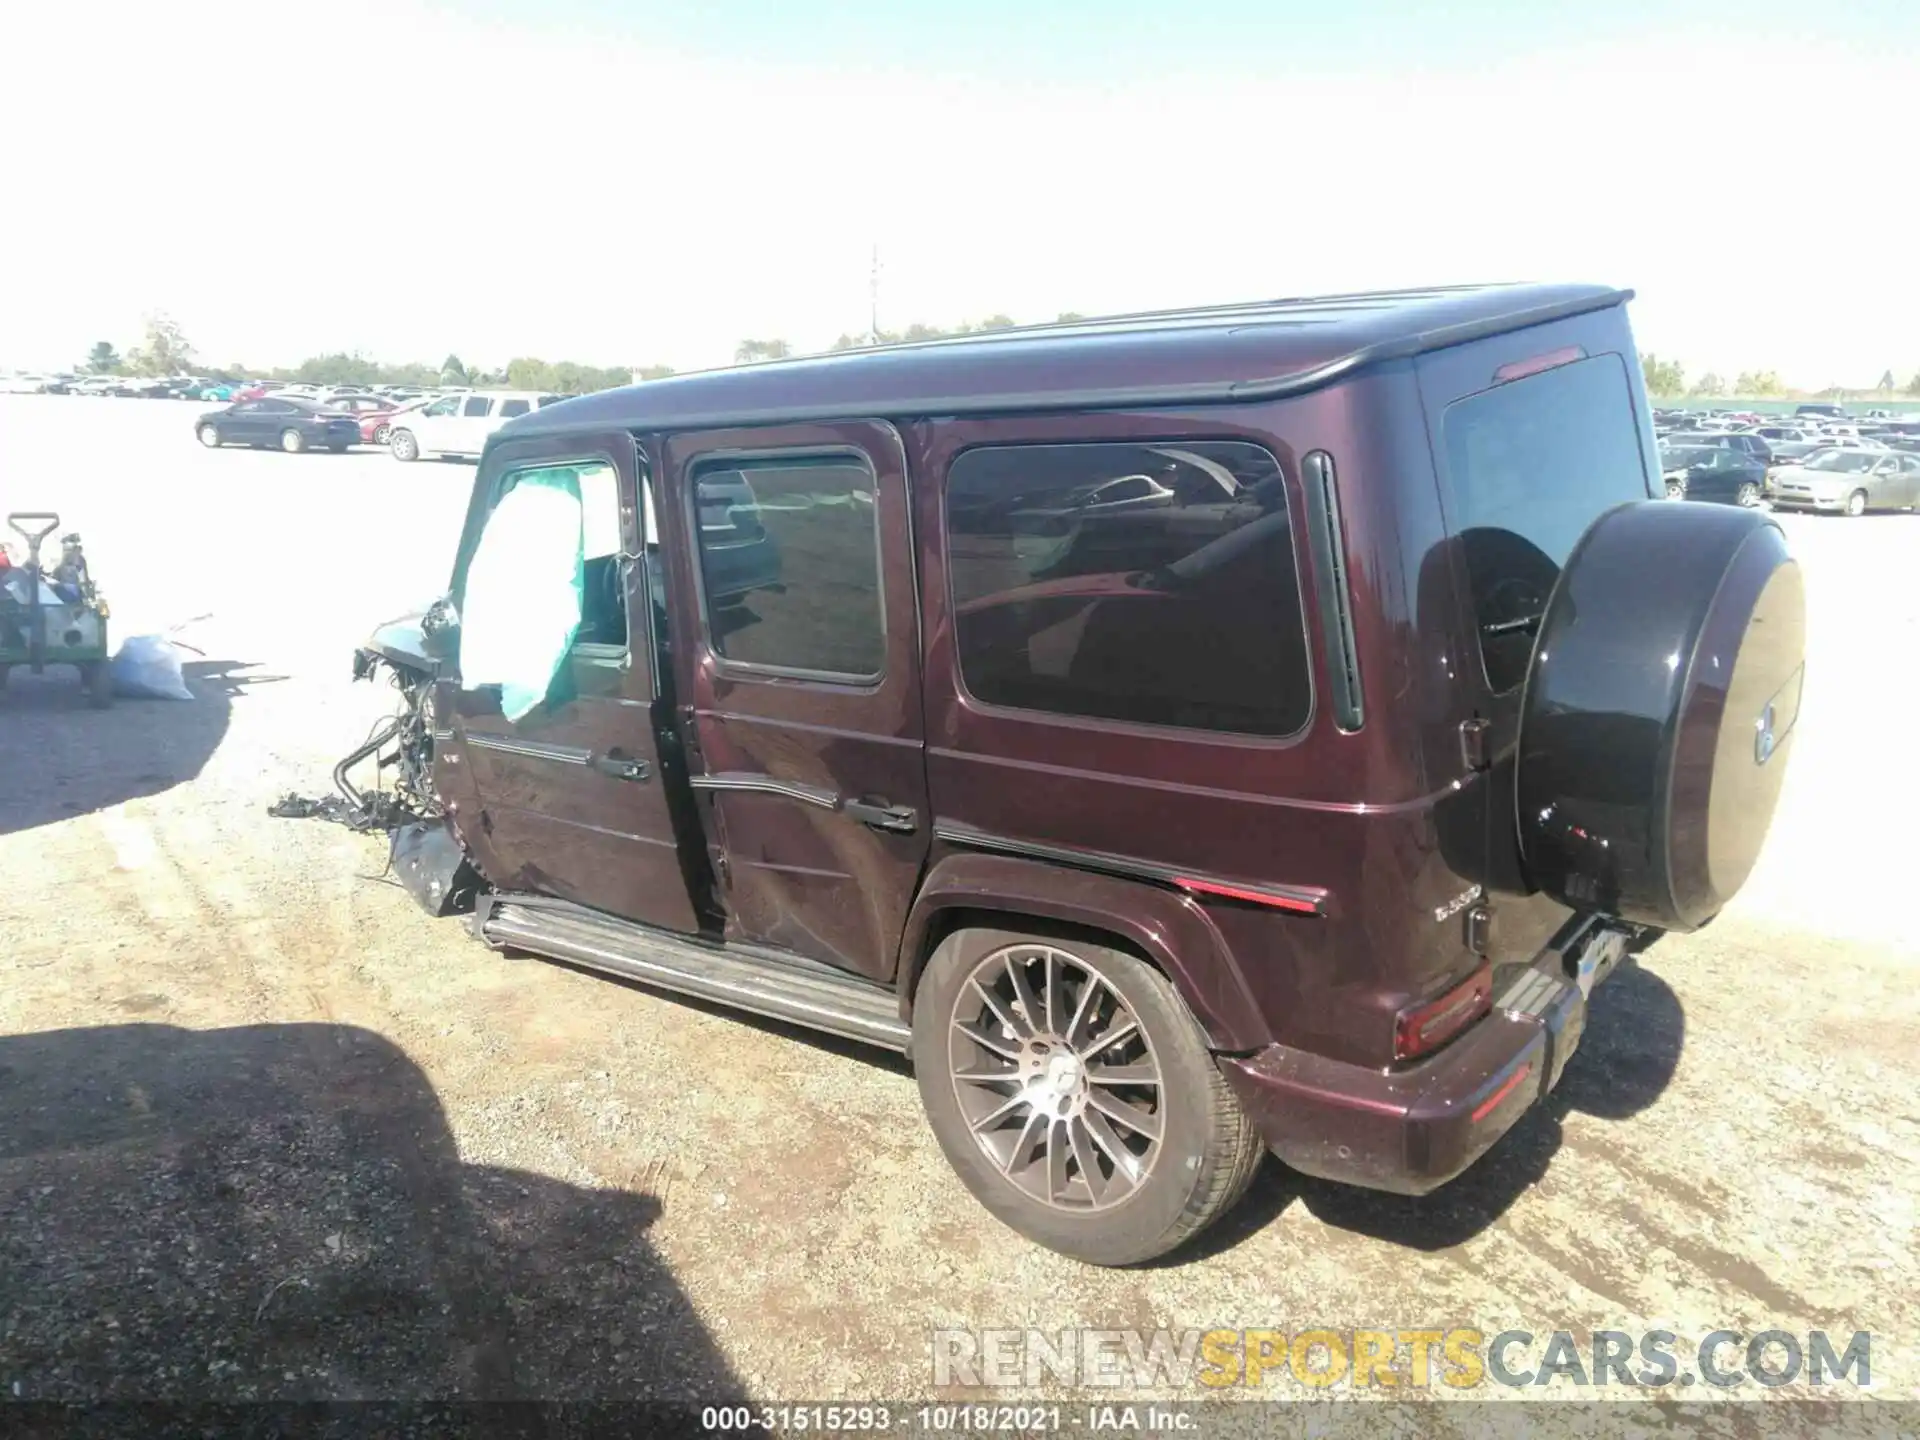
[110,634,195,700]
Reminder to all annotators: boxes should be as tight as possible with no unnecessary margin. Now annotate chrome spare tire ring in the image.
[946,943,1165,1212]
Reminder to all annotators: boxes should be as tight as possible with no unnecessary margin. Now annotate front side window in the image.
[944,441,1311,737]
[460,463,609,720]
[692,457,884,679]
[423,397,459,417]
[1440,353,1651,694]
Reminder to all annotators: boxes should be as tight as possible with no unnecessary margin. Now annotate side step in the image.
[477,895,911,1052]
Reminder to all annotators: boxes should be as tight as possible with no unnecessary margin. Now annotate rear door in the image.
[657,421,930,982]
[445,430,702,933]
[1415,318,1656,964]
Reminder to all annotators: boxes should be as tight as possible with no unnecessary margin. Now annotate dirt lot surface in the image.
[2,394,1916,1419]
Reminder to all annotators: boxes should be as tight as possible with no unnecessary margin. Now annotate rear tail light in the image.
[1393,963,1492,1061]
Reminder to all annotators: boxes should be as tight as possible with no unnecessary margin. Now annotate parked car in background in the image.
[1,373,51,393]
[1664,430,1775,464]
[360,396,431,446]
[321,393,394,416]
[195,397,363,453]
[1766,447,1920,515]
[1660,444,1768,506]
[1758,428,1827,462]
[387,389,564,461]
[1794,402,1849,419]
[192,381,241,402]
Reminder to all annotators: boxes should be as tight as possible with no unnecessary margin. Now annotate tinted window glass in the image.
[462,397,492,418]
[424,397,459,416]
[498,399,531,418]
[945,441,1311,737]
[693,459,883,678]
[1440,353,1651,693]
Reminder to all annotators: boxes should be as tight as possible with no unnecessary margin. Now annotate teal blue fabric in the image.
[458,467,585,721]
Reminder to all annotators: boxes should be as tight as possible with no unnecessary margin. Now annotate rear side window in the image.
[498,399,531,419]
[1440,353,1651,694]
[692,458,884,679]
[944,441,1311,737]
[462,397,492,417]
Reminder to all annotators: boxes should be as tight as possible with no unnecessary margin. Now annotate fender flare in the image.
[896,849,1272,1052]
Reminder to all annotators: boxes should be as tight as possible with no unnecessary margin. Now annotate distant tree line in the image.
[77,315,673,396]
[1641,353,1920,400]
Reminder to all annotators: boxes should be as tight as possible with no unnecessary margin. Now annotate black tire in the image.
[280,428,305,454]
[197,423,222,448]
[1665,479,1686,500]
[1844,489,1867,517]
[328,442,348,454]
[373,423,391,446]
[84,660,114,709]
[912,926,1263,1267]
[1736,481,1760,507]
[390,428,419,462]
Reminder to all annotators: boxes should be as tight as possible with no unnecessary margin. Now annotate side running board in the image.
[476,894,911,1052]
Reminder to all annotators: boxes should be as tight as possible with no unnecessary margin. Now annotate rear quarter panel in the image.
[907,393,1514,1068]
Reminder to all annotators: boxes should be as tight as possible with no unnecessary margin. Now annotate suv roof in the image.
[506,282,1630,438]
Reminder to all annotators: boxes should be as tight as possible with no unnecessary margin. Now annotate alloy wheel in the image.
[946,943,1165,1211]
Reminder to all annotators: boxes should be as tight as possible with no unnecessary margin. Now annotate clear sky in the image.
[3,0,1914,386]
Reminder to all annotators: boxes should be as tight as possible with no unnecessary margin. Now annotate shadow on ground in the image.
[0,1021,745,1403]
[1177,953,1686,1261]
[0,659,280,837]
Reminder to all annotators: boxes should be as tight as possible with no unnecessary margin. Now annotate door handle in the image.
[593,753,652,782]
[840,798,919,834]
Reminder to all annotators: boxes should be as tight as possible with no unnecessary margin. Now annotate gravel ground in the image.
[1,394,1916,1419]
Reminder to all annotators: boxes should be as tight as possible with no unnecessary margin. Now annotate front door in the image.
[445,430,702,934]
[413,395,462,452]
[658,421,930,982]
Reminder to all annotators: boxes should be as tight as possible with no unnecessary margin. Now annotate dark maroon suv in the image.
[350,284,1804,1265]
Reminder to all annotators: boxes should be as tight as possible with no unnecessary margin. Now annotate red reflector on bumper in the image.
[1471,1061,1534,1123]
[1394,963,1492,1061]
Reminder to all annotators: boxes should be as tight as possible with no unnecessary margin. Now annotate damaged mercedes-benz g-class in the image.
[338,284,1804,1266]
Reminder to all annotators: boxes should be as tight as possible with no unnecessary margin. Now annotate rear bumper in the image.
[1219,922,1622,1195]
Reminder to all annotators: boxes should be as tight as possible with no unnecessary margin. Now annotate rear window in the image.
[944,441,1311,737]
[1439,354,1651,694]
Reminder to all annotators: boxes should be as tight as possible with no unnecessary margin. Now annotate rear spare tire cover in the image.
[1516,500,1804,931]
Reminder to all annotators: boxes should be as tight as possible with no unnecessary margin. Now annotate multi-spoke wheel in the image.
[913,927,1264,1266]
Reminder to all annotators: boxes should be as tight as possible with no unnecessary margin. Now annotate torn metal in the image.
[271,607,482,916]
